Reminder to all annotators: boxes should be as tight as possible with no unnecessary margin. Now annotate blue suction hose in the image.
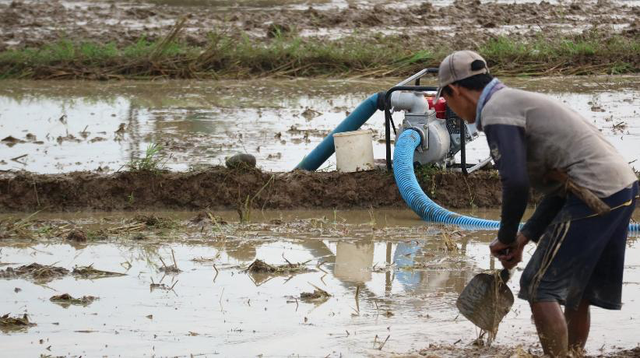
[393,129,640,235]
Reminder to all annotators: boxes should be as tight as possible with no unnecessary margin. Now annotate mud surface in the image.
[0,0,639,51]
[0,210,638,356]
[0,167,508,212]
[1,76,639,174]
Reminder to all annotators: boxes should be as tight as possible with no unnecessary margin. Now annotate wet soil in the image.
[50,293,97,307]
[0,263,69,282]
[0,167,510,213]
[0,211,638,356]
[71,264,126,279]
[401,345,640,358]
[0,0,638,51]
[0,313,35,332]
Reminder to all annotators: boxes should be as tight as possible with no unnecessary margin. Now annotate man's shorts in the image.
[519,182,638,311]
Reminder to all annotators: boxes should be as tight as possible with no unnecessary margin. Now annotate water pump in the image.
[383,68,490,174]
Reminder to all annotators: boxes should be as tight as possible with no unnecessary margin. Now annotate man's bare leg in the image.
[531,301,568,357]
[564,299,591,355]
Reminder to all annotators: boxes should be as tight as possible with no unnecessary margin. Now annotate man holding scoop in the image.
[435,50,638,357]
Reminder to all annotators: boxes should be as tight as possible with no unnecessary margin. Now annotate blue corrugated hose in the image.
[393,129,639,235]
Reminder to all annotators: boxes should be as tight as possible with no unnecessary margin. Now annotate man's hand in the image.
[489,233,530,269]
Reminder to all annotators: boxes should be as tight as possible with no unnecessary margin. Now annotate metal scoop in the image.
[456,268,514,333]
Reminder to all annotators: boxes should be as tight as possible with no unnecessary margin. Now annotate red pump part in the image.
[427,97,447,119]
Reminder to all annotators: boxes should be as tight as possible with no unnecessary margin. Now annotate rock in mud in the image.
[66,229,87,242]
[225,153,257,169]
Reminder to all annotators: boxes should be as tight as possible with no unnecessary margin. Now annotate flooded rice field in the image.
[1,0,639,356]
[1,76,639,174]
[1,209,639,357]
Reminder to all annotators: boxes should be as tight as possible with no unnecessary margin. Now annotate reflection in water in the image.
[326,236,476,296]
[334,240,374,283]
[226,242,258,262]
[0,210,639,356]
[394,241,421,288]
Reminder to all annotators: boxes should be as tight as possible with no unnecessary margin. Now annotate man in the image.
[434,50,638,357]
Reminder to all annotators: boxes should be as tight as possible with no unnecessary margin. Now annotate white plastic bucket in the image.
[333,130,374,173]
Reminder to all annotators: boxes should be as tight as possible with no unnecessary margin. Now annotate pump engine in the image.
[390,91,479,167]
[383,69,489,173]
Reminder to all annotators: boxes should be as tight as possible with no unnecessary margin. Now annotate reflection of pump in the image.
[393,241,421,287]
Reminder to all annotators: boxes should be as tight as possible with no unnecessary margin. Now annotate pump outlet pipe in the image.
[393,129,640,235]
[296,93,383,171]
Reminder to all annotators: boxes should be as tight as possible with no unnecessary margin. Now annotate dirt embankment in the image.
[0,0,638,51]
[0,167,511,212]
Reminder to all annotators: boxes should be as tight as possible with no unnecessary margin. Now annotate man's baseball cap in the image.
[435,50,489,100]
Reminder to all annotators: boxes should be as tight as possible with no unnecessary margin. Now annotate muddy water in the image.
[0,209,639,357]
[1,76,639,173]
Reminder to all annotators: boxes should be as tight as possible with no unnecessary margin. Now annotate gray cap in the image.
[435,50,489,99]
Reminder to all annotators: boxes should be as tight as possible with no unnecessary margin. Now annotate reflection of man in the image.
[435,50,638,357]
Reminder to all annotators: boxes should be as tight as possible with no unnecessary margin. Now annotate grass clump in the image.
[478,30,639,76]
[128,143,166,173]
[414,164,442,197]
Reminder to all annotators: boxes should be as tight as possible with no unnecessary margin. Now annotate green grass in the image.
[0,27,638,80]
[478,30,640,76]
[128,143,166,173]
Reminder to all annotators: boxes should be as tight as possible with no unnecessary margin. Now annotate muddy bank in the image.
[0,167,511,212]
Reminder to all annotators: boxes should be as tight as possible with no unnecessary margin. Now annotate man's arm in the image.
[484,123,529,245]
[520,194,566,243]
